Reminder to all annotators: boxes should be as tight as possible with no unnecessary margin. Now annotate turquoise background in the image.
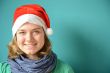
[0,0,110,73]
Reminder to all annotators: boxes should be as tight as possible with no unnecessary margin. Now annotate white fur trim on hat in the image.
[47,28,53,35]
[12,14,47,37]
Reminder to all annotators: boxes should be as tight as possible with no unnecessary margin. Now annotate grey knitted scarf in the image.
[8,52,57,73]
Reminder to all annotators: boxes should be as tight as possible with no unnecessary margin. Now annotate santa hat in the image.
[12,4,53,37]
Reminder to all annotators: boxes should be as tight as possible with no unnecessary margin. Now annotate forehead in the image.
[18,22,43,30]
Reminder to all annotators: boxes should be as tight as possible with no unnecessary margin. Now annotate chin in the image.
[26,52,36,55]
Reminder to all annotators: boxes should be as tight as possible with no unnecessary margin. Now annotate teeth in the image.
[25,43,36,45]
[27,44,34,46]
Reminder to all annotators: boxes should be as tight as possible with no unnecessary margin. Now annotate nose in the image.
[26,33,34,42]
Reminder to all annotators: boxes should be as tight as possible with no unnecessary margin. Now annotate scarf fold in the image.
[8,52,57,73]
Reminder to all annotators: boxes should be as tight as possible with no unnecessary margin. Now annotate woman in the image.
[0,4,74,73]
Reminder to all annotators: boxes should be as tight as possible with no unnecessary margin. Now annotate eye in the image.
[18,31,26,35]
[33,30,40,34]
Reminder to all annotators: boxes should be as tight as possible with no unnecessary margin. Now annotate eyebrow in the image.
[18,27,42,31]
[33,27,42,29]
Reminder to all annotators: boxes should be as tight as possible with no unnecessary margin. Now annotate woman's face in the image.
[16,22,45,58]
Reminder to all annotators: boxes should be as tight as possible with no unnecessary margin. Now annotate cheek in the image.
[39,36,45,44]
[17,37,25,44]
[36,34,45,45]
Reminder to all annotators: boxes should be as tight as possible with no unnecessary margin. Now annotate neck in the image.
[26,54,40,60]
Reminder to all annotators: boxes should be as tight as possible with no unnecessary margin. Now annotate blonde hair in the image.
[8,33,51,59]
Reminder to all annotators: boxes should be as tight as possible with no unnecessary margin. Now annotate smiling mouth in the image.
[25,43,37,47]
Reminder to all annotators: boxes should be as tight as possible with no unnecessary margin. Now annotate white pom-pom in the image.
[47,28,53,35]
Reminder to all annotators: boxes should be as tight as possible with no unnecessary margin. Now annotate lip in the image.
[25,43,37,45]
[24,43,37,47]
[24,44,36,49]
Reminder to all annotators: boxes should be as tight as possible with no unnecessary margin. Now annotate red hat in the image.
[12,4,53,37]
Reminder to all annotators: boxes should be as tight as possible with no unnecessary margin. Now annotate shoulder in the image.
[0,62,10,73]
[53,59,74,73]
